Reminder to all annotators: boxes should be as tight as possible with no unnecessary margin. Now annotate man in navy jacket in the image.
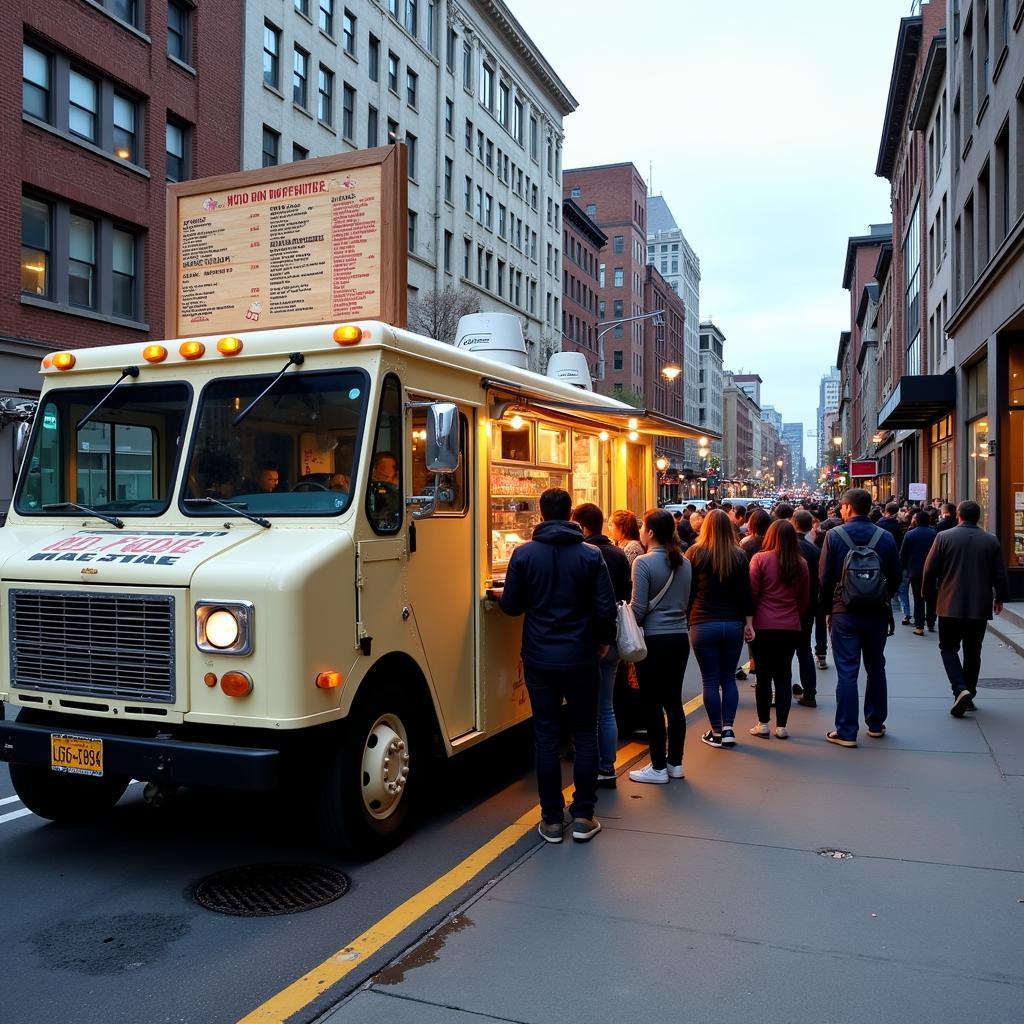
[500,488,616,843]
[819,488,902,746]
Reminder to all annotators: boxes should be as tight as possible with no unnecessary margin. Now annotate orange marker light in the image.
[143,344,167,363]
[179,340,205,359]
[332,325,362,345]
[221,671,253,697]
[315,670,343,690]
[203,672,218,688]
[41,356,53,369]
[217,336,243,356]
[52,352,76,371]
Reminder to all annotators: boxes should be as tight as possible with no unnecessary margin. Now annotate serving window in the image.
[488,416,606,575]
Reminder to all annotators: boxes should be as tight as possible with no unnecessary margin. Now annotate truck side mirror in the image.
[13,421,32,479]
[425,402,459,473]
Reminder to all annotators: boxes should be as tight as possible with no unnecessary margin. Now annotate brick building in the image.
[5,0,243,511]
[563,162,650,400]
[560,197,606,379]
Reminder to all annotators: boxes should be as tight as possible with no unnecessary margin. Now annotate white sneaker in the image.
[774,726,789,739]
[748,721,770,737]
[629,764,669,784]
[666,762,684,779]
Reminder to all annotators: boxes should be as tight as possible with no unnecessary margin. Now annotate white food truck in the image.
[0,315,699,854]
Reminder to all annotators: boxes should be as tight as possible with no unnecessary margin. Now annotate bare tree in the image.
[407,285,481,343]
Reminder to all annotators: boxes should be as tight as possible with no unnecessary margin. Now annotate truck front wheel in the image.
[317,682,425,858]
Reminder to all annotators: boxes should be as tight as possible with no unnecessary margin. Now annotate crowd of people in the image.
[497,486,1010,845]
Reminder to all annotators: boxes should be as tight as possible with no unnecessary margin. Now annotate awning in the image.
[878,374,955,430]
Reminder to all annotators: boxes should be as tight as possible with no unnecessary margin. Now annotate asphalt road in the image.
[0,720,551,1024]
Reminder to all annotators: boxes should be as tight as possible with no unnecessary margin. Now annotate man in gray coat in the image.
[922,500,1010,717]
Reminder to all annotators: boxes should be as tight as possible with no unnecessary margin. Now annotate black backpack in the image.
[832,525,889,612]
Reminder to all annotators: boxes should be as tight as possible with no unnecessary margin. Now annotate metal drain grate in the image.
[817,848,853,859]
[976,678,1024,690]
[193,863,350,917]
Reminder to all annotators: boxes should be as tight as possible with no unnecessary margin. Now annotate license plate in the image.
[50,734,104,777]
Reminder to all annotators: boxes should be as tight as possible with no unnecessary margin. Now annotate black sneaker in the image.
[571,817,601,842]
[792,683,804,697]
[720,727,737,747]
[700,729,723,748]
[595,773,617,790]
[950,690,975,718]
[797,695,817,708]
[538,820,564,844]
[901,616,912,626]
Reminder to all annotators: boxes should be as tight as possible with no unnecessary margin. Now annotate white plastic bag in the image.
[616,601,647,662]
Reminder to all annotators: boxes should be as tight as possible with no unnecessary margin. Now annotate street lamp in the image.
[596,309,665,381]
[655,455,669,472]
[661,363,682,382]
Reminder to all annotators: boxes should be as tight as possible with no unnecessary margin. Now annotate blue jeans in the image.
[597,643,619,776]
[897,571,911,618]
[829,612,888,740]
[524,661,599,823]
[690,620,744,732]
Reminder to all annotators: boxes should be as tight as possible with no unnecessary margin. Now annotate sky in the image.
[510,0,915,451]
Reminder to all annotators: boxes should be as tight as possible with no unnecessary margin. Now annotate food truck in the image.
[0,316,702,854]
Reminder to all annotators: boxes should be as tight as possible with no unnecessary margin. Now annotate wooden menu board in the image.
[166,146,407,337]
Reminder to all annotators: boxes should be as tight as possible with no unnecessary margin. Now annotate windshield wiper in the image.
[43,502,124,529]
[76,366,140,431]
[232,353,304,427]
[184,496,271,529]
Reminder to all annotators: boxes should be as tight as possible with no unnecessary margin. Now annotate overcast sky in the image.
[512,0,913,454]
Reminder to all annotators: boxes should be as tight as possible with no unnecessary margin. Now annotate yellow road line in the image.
[238,740,648,1023]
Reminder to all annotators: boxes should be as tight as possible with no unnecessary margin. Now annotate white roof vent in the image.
[546,351,593,391]
[454,313,528,370]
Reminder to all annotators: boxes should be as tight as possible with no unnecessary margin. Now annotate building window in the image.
[463,41,472,91]
[388,52,399,94]
[529,115,538,160]
[318,66,333,126]
[69,69,98,142]
[426,0,437,52]
[22,44,50,120]
[111,227,135,318]
[513,98,523,144]
[905,200,921,374]
[367,104,378,147]
[586,203,596,218]
[408,209,417,251]
[405,0,418,35]
[444,97,453,136]
[167,1,191,63]
[443,229,452,273]
[497,81,509,127]
[613,351,623,370]
[263,22,281,89]
[479,61,494,110]
[21,196,50,297]
[293,47,309,108]
[368,34,379,81]
[446,26,456,72]
[165,119,188,182]
[464,175,472,213]
[406,68,418,108]
[293,143,309,161]
[99,0,140,27]
[387,117,399,145]
[465,117,473,151]
[613,235,624,254]
[342,9,356,53]
[319,0,334,36]
[463,238,471,277]
[262,124,279,166]
[342,84,354,139]
[406,132,417,179]
[613,268,624,287]
[112,92,136,161]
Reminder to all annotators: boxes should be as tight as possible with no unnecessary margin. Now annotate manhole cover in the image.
[817,848,853,860]
[193,863,350,917]
[977,678,1024,690]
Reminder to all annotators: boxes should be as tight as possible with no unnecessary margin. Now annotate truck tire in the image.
[9,709,130,823]
[317,681,424,858]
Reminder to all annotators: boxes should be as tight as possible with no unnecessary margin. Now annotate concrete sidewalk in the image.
[325,622,1024,1024]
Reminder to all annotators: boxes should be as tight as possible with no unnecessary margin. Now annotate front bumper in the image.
[0,719,281,791]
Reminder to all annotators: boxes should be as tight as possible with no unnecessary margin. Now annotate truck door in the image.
[403,400,476,738]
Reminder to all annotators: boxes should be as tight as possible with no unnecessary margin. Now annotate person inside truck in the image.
[243,461,281,493]
[368,451,401,529]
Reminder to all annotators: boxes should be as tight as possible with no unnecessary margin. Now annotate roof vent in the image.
[454,313,528,370]
[546,351,593,391]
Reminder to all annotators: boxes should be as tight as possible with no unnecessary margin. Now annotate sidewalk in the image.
[325,622,1024,1024]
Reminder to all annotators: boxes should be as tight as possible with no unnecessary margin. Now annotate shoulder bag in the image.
[617,565,676,663]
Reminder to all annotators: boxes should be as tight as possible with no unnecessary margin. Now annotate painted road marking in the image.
[237,739,652,1024]
[0,808,32,825]
[0,795,23,807]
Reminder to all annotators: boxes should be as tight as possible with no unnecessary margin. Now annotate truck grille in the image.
[10,590,176,703]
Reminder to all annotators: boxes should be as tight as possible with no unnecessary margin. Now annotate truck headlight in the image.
[195,601,254,655]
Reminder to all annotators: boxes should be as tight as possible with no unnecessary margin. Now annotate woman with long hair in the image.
[748,520,809,739]
[608,509,645,565]
[627,509,693,783]
[686,509,754,749]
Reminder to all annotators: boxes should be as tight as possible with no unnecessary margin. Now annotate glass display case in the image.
[490,465,568,570]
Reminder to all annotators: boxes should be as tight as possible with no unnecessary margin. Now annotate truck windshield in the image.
[15,382,191,516]
[183,368,368,517]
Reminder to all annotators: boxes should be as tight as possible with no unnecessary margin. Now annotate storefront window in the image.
[929,414,953,503]
[966,359,990,530]
[537,424,568,465]
[1008,347,1024,567]
[491,418,532,462]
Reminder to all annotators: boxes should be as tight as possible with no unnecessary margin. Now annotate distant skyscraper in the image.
[782,422,804,485]
[817,367,841,470]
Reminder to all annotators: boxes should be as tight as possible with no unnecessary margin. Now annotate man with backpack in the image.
[818,488,902,747]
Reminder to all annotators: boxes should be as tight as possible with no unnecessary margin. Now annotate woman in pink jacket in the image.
[748,520,809,739]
